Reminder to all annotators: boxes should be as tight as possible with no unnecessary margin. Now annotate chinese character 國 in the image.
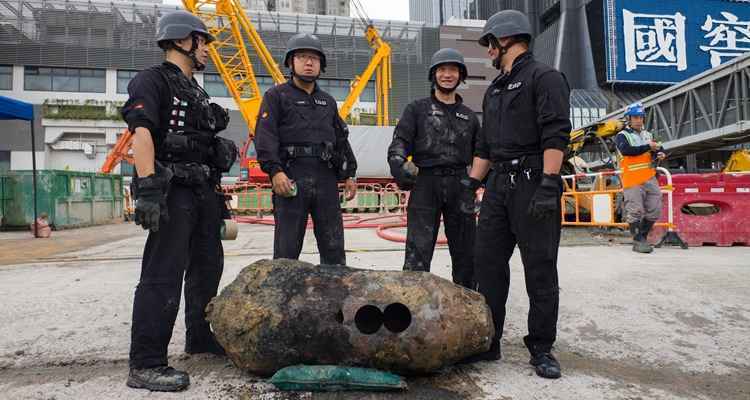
[622,9,688,72]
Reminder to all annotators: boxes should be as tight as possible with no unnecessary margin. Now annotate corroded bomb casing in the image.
[206,259,494,376]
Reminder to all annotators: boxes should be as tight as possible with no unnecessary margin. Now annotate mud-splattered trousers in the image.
[254,81,355,266]
[404,170,476,288]
[387,92,480,287]
[272,158,346,265]
[129,182,224,368]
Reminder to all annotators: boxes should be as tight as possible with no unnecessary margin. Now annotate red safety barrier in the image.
[652,173,750,246]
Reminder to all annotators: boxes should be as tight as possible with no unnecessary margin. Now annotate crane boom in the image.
[101,0,394,176]
[182,0,285,132]
[339,25,391,125]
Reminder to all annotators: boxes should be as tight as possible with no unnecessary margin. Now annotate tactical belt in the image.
[161,160,215,187]
[282,144,330,160]
[491,154,543,173]
[419,166,467,176]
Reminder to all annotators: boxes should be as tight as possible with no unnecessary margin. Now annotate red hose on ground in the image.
[235,212,447,244]
[375,221,448,245]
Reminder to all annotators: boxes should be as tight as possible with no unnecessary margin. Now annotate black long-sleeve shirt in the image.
[254,80,356,179]
[476,52,571,161]
[388,92,480,168]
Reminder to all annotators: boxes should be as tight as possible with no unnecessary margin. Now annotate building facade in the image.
[409,0,482,26]
[242,0,350,16]
[0,0,437,174]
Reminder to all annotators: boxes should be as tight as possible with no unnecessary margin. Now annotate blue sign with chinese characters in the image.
[604,0,750,84]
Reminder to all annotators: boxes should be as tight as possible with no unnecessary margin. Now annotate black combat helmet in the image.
[283,33,327,72]
[478,9,532,47]
[156,10,215,47]
[428,48,468,82]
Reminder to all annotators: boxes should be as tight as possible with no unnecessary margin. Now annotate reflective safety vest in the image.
[618,128,656,189]
[621,152,655,188]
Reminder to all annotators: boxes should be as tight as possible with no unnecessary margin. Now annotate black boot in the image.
[631,219,652,253]
[633,219,655,253]
[126,366,190,392]
[456,339,501,364]
[629,221,640,238]
[530,352,561,379]
[640,219,656,242]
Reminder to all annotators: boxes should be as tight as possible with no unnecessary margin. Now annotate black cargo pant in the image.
[403,171,476,288]
[272,158,346,265]
[474,168,561,355]
[129,181,223,369]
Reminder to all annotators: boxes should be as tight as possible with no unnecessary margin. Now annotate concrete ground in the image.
[0,219,748,400]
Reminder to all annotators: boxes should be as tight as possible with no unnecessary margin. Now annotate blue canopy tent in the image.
[0,95,40,237]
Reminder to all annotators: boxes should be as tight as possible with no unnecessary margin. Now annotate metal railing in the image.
[561,167,675,233]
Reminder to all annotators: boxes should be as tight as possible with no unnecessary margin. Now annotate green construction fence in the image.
[0,170,123,230]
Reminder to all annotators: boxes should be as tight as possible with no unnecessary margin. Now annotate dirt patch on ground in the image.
[561,350,750,400]
[0,223,140,266]
[7,349,744,400]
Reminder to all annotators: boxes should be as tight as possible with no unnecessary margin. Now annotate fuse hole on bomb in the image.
[383,303,411,333]
[354,305,382,334]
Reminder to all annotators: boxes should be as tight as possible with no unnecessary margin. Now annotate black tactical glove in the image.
[133,168,172,232]
[388,156,418,191]
[528,173,563,220]
[459,177,481,215]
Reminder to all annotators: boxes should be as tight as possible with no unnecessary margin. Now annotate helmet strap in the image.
[489,36,519,70]
[435,84,457,95]
[433,78,459,94]
[290,58,320,83]
[173,33,206,71]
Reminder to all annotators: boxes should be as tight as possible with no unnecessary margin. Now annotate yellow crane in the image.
[101,0,285,174]
[101,0,393,175]
[341,0,392,126]
[182,0,286,132]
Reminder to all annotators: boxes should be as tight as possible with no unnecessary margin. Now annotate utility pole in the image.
[439,0,444,25]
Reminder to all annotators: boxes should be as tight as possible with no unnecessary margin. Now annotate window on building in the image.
[318,79,345,102]
[361,82,376,103]
[120,160,135,176]
[117,70,138,94]
[204,74,278,98]
[24,67,52,91]
[315,78,375,103]
[24,67,105,93]
[204,73,230,97]
[257,76,275,94]
[0,65,11,90]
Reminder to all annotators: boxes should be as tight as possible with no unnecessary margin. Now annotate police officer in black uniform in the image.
[254,33,358,265]
[387,48,480,288]
[464,10,571,378]
[121,11,237,392]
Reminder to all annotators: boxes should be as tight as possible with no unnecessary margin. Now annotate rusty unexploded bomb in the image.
[206,259,494,376]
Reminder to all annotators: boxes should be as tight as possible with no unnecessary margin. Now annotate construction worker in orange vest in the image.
[615,102,666,253]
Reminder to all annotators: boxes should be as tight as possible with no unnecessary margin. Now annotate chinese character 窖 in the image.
[700,12,750,68]
[622,9,687,72]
